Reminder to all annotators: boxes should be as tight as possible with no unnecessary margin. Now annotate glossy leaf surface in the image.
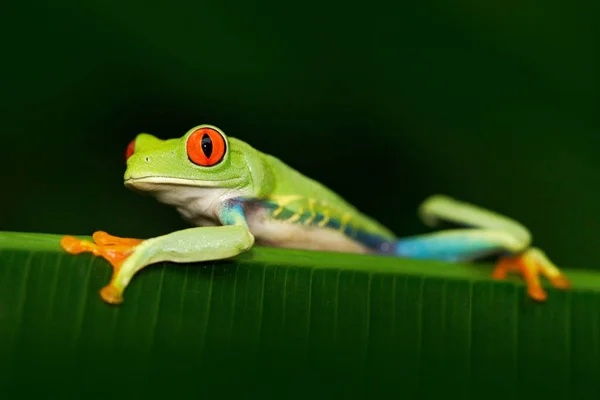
[1,232,600,400]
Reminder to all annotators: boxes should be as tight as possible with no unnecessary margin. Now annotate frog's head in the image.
[123,125,271,202]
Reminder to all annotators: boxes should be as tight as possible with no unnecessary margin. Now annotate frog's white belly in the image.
[148,185,235,226]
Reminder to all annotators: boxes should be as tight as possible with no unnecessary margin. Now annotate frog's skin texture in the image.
[61,125,570,304]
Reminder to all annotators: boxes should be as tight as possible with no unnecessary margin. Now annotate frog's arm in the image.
[61,200,253,304]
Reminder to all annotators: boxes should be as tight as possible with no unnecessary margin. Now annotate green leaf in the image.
[1,231,600,400]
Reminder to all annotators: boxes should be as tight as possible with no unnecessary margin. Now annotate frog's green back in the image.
[257,151,396,240]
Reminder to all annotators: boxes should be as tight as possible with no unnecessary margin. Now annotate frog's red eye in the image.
[186,127,227,167]
[125,138,136,162]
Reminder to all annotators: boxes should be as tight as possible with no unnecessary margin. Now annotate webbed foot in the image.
[492,247,570,301]
[61,231,144,304]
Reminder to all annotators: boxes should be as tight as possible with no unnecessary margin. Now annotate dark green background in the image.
[1,1,599,269]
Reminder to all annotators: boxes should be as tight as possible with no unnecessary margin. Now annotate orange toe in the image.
[491,264,509,280]
[60,236,98,255]
[550,275,571,289]
[100,285,124,305]
[493,249,569,302]
[93,231,143,246]
[60,236,82,253]
[92,231,115,245]
[527,285,547,302]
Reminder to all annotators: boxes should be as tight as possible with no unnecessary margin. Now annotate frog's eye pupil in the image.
[201,134,213,158]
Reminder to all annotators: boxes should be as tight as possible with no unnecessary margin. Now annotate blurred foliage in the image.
[1,1,599,270]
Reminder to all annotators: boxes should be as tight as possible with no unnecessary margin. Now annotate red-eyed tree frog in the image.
[61,125,570,305]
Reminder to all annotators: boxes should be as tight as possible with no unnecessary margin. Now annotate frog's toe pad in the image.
[60,236,97,255]
[100,285,124,305]
[526,285,548,302]
[549,275,571,289]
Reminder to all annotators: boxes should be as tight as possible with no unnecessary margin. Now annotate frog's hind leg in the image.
[418,194,532,245]
[390,194,571,301]
[392,229,569,301]
[399,193,532,262]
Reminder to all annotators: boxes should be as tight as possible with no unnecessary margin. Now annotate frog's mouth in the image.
[124,176,242,191]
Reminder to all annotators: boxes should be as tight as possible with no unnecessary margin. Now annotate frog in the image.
[61,124,570,304]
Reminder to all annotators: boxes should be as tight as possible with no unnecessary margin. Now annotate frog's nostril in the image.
[144,156,151,163]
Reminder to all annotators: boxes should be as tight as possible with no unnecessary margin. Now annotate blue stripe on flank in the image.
[354,229,394,252]
[311,213,324,225]
[248,199,393,252]
[323,218,393,252]
[343,224,353,237]
[220,198,248,226]
[298,210,314,224]
[325,218,341,230]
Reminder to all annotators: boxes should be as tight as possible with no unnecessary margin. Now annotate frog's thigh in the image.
[104,225,254,304]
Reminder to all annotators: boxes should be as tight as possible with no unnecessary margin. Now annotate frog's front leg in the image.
[61,201,254,304]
